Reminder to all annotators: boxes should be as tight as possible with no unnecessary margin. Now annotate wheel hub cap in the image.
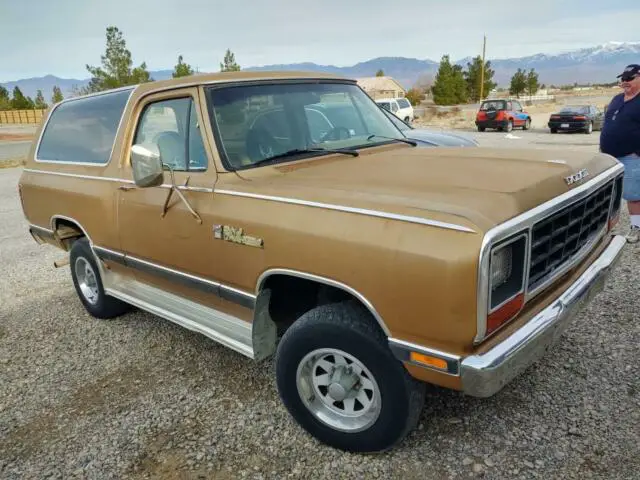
[296,348,382,432]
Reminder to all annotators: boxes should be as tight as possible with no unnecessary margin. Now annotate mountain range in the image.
[3,42,639,100]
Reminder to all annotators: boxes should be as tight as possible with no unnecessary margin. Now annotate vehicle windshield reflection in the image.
[206,81,407,170]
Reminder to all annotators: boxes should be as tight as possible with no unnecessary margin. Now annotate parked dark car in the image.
[547,105,604,134]
[475,99,531,132]
[382,108,479,147]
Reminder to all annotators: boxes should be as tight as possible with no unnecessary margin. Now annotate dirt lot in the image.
[1,133,639,479]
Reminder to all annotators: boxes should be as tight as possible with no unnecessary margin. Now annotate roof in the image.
[136,70,353,95]
[356,76,406,93]
[61,70,356,104]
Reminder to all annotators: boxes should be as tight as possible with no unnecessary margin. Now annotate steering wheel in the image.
[246,127,279,162]
[320,126,352,142]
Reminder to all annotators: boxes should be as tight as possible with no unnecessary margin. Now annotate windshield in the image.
[381,107,410,131]
[559,105,589,114]
[205,82,405,170]
[480,100,506,111]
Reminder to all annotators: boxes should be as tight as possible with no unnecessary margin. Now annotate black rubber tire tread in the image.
[275,300,426,453]
[69,237,132,319]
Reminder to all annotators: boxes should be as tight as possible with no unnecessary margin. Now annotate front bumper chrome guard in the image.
[460,234,626,397]
[389,235,626,397]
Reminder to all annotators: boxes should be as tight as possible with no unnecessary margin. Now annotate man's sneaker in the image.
[626,225,640,244]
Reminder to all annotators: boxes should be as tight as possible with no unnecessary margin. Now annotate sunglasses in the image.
[620,74,639,82]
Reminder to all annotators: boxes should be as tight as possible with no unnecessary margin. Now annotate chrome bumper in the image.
[460,234,626,398]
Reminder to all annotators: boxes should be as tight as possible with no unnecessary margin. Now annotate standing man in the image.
[600,64,640,243]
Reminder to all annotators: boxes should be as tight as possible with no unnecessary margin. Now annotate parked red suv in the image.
[475,99,532,132]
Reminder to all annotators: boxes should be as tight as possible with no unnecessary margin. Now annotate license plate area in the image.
[561,123,570,128]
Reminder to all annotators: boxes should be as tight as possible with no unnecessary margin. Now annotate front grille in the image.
[528,180,615,290]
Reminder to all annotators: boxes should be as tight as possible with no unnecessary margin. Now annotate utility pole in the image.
[479,34,487,102]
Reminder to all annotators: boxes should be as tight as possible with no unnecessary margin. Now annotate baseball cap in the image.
[617,64,640,81]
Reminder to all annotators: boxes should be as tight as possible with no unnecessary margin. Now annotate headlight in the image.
[490,247,513,289]
[488,234,527,311]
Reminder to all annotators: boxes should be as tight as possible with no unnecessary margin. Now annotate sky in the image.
[1,0,639,82]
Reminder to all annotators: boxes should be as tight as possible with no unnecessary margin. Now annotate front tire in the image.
[275,301,425,453]
[523,118,531,130]
[69,238,132,319]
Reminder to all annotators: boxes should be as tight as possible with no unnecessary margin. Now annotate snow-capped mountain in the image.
[3,42,639,98]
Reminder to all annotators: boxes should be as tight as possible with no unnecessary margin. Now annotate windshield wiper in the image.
[367,134,417,147]
[252,147,358,167]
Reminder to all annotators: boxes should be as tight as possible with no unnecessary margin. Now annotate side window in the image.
[133,97,208,172]
[506,102,512,111]
[397,98,410,109]
[391,101,399,113]
[37,88,132,164]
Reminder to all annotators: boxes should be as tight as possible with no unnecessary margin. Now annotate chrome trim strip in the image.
[92,247,256,310]
[34,87,135,167]
[24,168,134,184]
[23,169,213,193]
[463,234,626,397]
[388,338,461,376]
[92,246,126,265]
[216,190,475,233]
[474,163,624,344]
[256,268,391,336]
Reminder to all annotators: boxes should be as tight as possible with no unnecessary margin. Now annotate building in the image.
[356,76,406,100]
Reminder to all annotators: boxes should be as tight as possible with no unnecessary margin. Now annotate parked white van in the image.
[375,97,414,123]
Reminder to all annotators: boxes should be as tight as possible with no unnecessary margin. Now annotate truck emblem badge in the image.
[564,168,589,186]
[213,225,264,248]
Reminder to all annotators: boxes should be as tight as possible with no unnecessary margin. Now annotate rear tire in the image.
[275,301,425,453]
[550,128,557,134]
[477,126,486,132]
[505,120,513,132]
[585,122,593,134]
[69,237,132,319]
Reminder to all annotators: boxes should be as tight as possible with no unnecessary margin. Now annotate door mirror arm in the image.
[161,163,203,224]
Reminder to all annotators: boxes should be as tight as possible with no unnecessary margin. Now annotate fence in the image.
[0,109,46,124]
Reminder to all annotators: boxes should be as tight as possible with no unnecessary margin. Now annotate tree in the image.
[0,86,10,110]
[464,55,497,102]
[220,49,241,72]
[34,90,48,109]
[376,69,384,77]
[405,88,425,106]
[172,55,194,78]
[10,86,34,109]
[431,55,467,105]
[52,85,64,104]
[526,69,540,97]
[509,68,527,98]
[84,26,152,93]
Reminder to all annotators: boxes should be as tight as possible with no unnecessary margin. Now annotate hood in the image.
[406,128,479,147]
[226,145,618,233]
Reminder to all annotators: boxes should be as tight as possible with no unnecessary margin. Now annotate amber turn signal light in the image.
[409,352,448,370]
[487,293,525,335]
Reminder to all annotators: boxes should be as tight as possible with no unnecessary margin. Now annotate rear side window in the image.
[37,88,132,165]
[396,98,411,108]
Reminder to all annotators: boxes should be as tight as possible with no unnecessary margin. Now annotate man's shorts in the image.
[617,153,640,201]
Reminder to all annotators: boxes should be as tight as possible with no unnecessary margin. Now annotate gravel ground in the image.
[1,160,639,479]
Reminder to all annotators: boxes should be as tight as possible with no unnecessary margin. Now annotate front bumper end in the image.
[460,234,626,397]
[390,235,626,397]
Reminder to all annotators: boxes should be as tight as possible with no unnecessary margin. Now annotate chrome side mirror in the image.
[131,144,164,188]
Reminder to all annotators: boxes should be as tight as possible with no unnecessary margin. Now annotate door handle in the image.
[118,184,136,191]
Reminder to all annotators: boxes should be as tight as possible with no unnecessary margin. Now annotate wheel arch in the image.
[49,215,92,251]
[256,268,391,336]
